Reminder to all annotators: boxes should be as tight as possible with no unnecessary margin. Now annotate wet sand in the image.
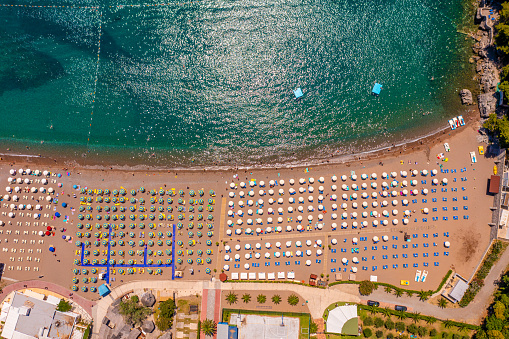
[0,122,496,298]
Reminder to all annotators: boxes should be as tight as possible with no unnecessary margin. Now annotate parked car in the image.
[367,300,379,307]
[395,305,407,311]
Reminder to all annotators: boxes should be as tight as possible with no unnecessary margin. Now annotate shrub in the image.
[407,324,418,335]
[452,334,460,339]
[442,333,450,339]
[131,295,139,303]
[374,317,384,328]
[310,322,318,333]
[363,317,374,326]
[287,294,299,306]
[156,299,177,331]
[387,334,394,339]
[417,326,428,337]
[257,294,266,304]
[119,298,152,327]
[430,329,438,337]
[385,319,395,330]
[360,280,375,296]
[395,322,406,332]
[363,328,373,338]
[376,330,384,338]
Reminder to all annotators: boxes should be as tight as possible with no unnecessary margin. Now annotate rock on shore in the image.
[459,89,473,105]
[478,92,497,118]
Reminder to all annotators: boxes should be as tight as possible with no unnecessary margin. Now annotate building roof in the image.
[217,323,229,339]
[490,175,500,194]
[1,292,78,339]
[449,279,469,302]
[98,284,111,297]
[326,305,358,336]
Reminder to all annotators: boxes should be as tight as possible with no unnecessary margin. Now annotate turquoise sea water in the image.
[0,0,474,167]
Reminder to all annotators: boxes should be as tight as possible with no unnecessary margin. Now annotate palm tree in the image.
[367,305,377,315]
[380,307,392,318]
[384,286,393,293]
[444,320,454,329]
[396,311,408,320]
[287,294,299,306]
[405,290,414,297]
[394,289,404,298]
[272,295,281,304]
[425,316,437,325]
[418,290,430,301]
[257,294,266,304]
[438,298,448,309]
[242,294,251,303]
[202,319,217,337]
[409,312,421,323]
[456,323,468,332]
[225,292,238,305]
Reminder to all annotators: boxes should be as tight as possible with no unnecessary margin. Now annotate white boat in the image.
[449,119,456,130]
[458,115,465,126]
[444,143,450,152]
[453,117,459,128]
[470,151,477,163]
[415,270,421,282]
[421,270,428,282]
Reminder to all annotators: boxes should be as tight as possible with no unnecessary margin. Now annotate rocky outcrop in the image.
[478,92,498,117]
[459,89,473,105]
[141,292,155,307]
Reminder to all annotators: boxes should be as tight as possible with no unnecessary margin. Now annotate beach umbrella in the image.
[444,241,451,248]
[352,237,358,244]
[306,260,312,266]
[306,250,312,256]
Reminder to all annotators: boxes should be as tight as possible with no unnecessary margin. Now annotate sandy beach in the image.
[0,121,496,299]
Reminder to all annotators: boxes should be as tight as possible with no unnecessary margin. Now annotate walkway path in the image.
[200,281,222,339]
[356,244,509,324]
[0,280,95,315]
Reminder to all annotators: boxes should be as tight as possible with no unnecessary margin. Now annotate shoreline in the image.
[0,109,478,173]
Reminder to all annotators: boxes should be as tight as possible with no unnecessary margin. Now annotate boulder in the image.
[141,292,155,307]
[459,89,473,105]
[478,92,497,118]
[142,320,155,334]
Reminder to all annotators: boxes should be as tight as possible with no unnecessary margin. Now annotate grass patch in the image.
[82,324,91,339]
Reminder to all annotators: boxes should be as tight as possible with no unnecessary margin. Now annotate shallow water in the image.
[0,0,474,167]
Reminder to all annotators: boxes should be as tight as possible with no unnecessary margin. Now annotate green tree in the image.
[417,326,428,337]
[225,292,238,305]
[374,317,384,328]
[496,24,509,55]
[494,301,505,319]
[395,322,406,332]
[367,305,377,315]
[257,294,266,304]
[418,290,431,301]
[442,332,449,339]
[380,307,392,318]
[438,298,448,309]
[384,319,395,330]
[407,324,418,335]
[430,329,438,337]
[202,319,217,336]
[425,316,437,325]
[444,320,455,329]
[396,311,408,320]
[156,299,176,331]
[364,317,374,326]
[486,315,504,331]
[359,280,375,296]
[272,295,281,304]
[242,294,251,303]
[394,289,404,298]
[376,330,384,338]
[310,322,318,333]
[119,298,152,327]
[287,294,299,306]
[500,1,509,23]
[363,328,373,338]
[385,286,393,293]
[405,290,414,297]
[56,299,72,312]
[387,334,394,339]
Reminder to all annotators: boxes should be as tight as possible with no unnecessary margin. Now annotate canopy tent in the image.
[326,305,359,336]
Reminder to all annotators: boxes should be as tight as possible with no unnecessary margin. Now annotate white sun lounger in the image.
[287,272,295,279]
[231,272,239,280]
[415,270,421,282]
[240,272,248,280]
[421,270,428,282]
[268,272,275,280]
[248,273,256,280]
[258,272,266,280]
[278,272,285,279]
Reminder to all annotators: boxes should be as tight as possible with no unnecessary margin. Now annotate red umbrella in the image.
[45,231,51,236]
[46,226,52,231]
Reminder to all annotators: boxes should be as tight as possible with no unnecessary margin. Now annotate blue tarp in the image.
[98,283,111,297]
[372,83,382,95]
[293,88,303,98]
[228,326,238,339]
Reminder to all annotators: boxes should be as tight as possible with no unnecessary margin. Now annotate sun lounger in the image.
[278,272,285,279]
[249,273,256,280]
[231,272,239,280]
[240,273,248,280]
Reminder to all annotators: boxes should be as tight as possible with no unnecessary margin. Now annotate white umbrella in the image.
[5,187,11,193]
[361,183,368,190]
[362,202,368,208]
[351,174,357,181]
[341,184,348,191]
[392,200,398,206]
[362,193,368,199]
[352,193,357,200]
[286,225,292,232]
[373,220,379,226]
[432,178,438,185]
[332,185,337,191]
[401,171,407,177]
[412,189,418,195]
[296,241,302,247]
[351,267,358,273]
[316,249,323,256]
[299,178,306,184]
[352,237,358,243]
[402,180,407,187]
[279,180,285,186]
[371,192,377,198]
[296,250,302,257]
[411,180,417,186]
[224,255,230,261]
[444,241,451,248]
[402,189,408,196]
[382,220,388,226]
[331,238,337,245]
[351,203,357,209]
[278,198,283,204]
[46,196,52,202]
[224,265,230,271]
[245,253,251,260]
[391,172,397,178]
[9,169,16,175]
[373,236,379,242]
[268,198,274,204]
[306,240,312,246]
[3,195,9,201]
[382,191,388,197]
[372,201,378,207]
[392,219,399,225]
[391,191,397,197]
[422,189,428,195]
[8,212,14,218]
[286,241,292,247]
[288,179,294,185]
[277,217,283,223]
[319,177,325,183]
[265,242,271,248]
[383,235,389,242]
[425,169,431,176]
[244,264,250,270]
[442,178,448,184]
[423,208,429,214]
[317,222,323,229]
[275,252,281,258]
[298,206,304,213]
[309,177,315,184]
[306,250,312,256]
[332,175,337,182]
[245,244,252,250]
[362,211,367,218]
[308,195,314,202]
[235,244,241,251]
[265,252,271,258]
[308,215,313,221]
[297,215,303,221]
[412,170,418,176]
[229,183,236,189]
[306,260,312,266]
[341,175,347,181]
[226,229,232,235]
[403,219,409,224]
[341,203,347,209]
[276,241,281,248]
[371,182,377,189]
[43,170,49,176]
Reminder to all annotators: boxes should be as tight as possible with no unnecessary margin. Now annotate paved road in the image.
[354,245,509,325]
[0,280,95,315]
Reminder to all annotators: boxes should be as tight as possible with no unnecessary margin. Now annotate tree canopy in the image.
[119,297,152,327]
